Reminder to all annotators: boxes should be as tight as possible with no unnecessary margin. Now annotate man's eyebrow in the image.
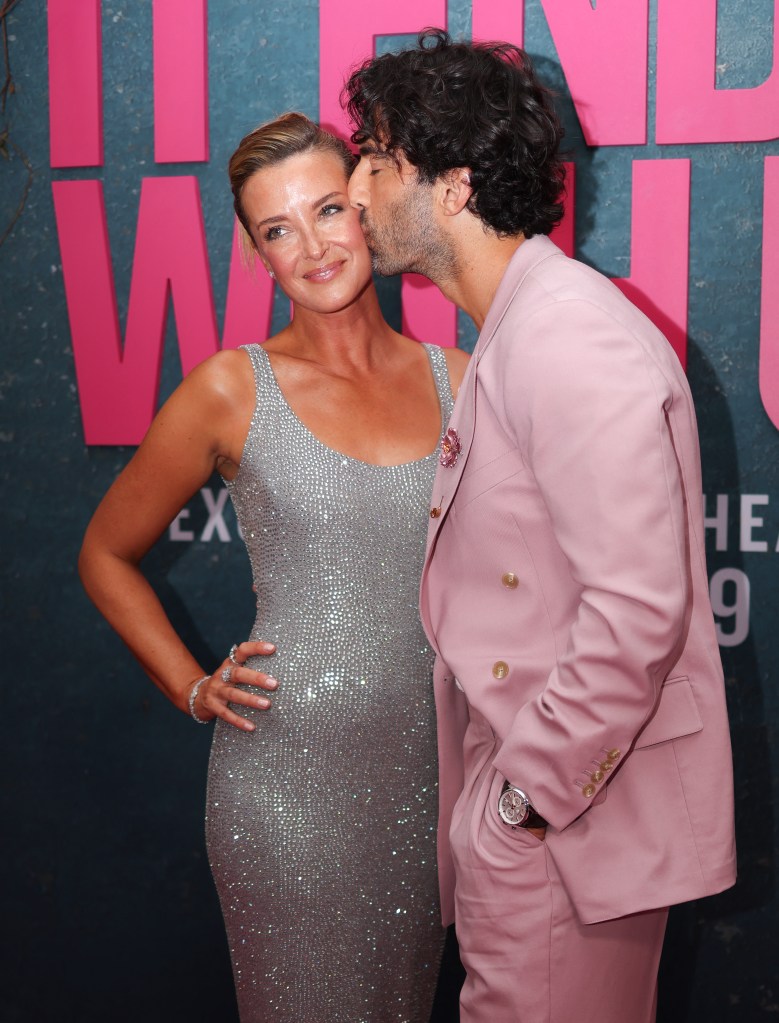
[359,142,387,158]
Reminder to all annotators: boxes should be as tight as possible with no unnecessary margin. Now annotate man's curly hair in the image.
[343,28,565,239]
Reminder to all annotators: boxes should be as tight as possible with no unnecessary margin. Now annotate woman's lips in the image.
[303,260,344,282]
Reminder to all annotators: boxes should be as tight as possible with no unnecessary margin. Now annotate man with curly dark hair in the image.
[344,29,735,1023]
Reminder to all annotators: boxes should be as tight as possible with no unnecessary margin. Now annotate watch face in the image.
[498,786,529,826]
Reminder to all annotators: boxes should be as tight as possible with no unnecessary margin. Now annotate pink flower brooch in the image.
[439,427,462,468]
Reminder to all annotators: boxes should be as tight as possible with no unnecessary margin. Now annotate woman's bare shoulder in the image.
[393,334,469,396]
[144,347,256,455]
[185,346,255,402]
[442,346,470,397]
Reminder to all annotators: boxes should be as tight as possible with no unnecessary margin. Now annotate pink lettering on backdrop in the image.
[222,221,276,349]
[611,160,691,367]
[318,0,447,140]
[760,157,779,429]
[48,0,102,168]
[52,177,220,445]
[471,0,524,43]
[153,0,209,163]
[656,0,779,143]
[401,277,457,346]
[540,0,648,146]
[319,0,450,343]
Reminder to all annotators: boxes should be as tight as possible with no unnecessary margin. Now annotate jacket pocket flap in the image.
[634,675,703,749]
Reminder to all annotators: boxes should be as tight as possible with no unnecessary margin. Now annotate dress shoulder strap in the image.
[240,343,273,399]
[239,342,292,426]
[422,343,456,429]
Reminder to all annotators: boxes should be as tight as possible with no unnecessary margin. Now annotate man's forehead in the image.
[359,138,416,175]
[358,120,397,154]
[358,129,391,154]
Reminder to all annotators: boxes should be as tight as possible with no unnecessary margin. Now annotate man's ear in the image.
[438,167,474,216]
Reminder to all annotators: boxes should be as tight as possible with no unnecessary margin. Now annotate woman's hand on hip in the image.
[190,640,278,731]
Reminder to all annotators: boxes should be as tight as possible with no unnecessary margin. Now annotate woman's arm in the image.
[78,350,275,731]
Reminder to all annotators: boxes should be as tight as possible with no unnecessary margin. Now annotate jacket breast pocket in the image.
[455,447,526,509]
[634,675,703,749]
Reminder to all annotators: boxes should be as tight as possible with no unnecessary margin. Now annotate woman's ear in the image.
[256,250,274,278]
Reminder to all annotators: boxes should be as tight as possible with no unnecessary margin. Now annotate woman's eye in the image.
[264,225,286,241]
[321,203,343,217]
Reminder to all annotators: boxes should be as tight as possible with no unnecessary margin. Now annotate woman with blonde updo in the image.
[79,112,468,1022]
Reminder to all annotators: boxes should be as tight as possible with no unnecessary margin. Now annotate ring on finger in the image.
[221,666,233,683]
[229,644,244,666]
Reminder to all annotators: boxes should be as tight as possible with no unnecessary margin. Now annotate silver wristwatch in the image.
[498,781,547,828]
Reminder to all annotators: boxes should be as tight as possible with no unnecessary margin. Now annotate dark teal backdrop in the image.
[1,1,778,1020]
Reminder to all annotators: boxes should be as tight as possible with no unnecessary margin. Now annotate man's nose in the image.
[348,161,369,209]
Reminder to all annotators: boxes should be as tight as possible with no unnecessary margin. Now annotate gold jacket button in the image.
[430,506,441,519]
[601,760,614,772]
[501,572,519,589]
[607,749,621,761]
[591,769,604,784]
[492,661,509,679]
[582,783,596,798]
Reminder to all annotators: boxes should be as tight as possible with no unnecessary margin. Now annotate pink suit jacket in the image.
[421,236,736,927]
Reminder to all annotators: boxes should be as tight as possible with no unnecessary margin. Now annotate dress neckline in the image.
[254,344,444,471]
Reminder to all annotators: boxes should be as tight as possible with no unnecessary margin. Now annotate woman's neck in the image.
[271,283,401,374]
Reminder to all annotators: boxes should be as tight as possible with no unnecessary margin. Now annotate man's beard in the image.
[361,186,457,286]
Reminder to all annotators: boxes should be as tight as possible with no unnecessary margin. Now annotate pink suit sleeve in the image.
[491,298,691,831]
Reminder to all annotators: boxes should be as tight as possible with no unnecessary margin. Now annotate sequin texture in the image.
[205,344,455,1022]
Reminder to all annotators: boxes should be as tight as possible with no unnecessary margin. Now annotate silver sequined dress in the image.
[206,343,454,1023]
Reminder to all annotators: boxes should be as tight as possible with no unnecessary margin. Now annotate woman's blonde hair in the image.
[228,112,355,261]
